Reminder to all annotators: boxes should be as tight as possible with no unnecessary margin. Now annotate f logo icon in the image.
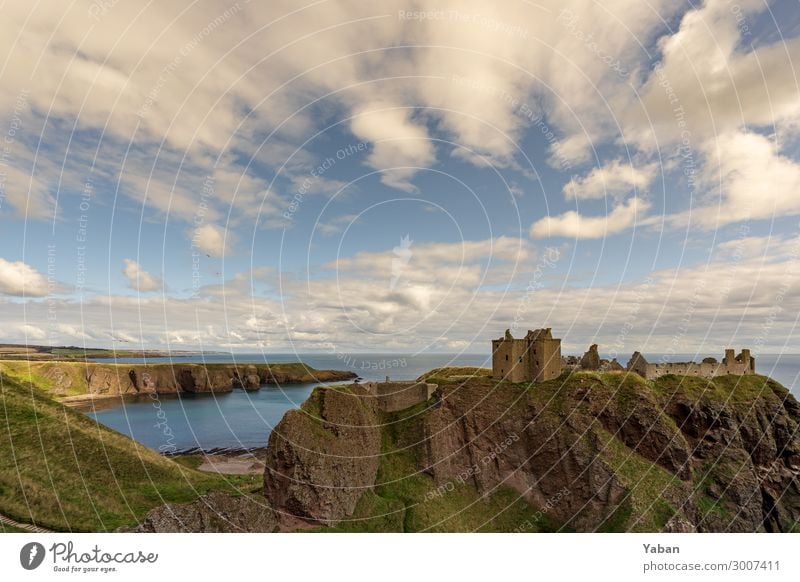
[20,542,45,570]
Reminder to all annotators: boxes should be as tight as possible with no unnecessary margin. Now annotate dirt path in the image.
[0,512,53,533]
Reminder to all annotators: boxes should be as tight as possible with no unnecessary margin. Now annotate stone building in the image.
[361,380,438,412]
[491,328,562,383]
[627,349,755,380]
[579,344,601,370]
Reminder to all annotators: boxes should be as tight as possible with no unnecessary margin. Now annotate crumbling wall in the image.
[627,349,756,380]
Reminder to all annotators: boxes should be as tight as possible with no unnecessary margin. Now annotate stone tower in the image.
[491,328,562,383]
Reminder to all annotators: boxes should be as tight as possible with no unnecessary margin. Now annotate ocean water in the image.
[85,352,799,453]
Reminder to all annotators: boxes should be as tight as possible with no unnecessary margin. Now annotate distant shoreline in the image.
[0,342,223,362]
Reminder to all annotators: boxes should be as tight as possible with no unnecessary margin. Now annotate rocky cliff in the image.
[0,360,357,399]
[260,370,800,532]
[264,385,382,527]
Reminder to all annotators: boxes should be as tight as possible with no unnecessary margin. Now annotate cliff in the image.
[0,360,357,400]
[264,385,382,527]
[259,370,800,532]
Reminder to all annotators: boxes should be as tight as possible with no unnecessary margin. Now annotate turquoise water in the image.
[86,352,799,453]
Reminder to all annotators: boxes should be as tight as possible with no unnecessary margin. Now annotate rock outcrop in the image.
[263,385,382,527]
[134,492,277,532]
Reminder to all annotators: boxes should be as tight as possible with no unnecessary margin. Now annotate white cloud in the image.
[122,259,163,292]
[658,132,800,229]
[563,160,658,200]
[697,132,800,228]
[3,239,799,353]
[530,197,648,239]
[626,0,800,149]
[316,213,361,236]
[15,324,47,340]
[716,235,797,262]
[329,236,533,287]
[192,223,230,257]
[349,105,436,192]
[0,258,50,296]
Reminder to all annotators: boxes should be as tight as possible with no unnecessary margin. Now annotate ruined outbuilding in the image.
[580,344,601,370]
[627,349,755,380]
[491,328,562,383]
[361,380,438,412]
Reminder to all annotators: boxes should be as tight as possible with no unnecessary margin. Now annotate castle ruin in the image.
[627,349,755,380]
[492,328,756,384]
[491,328,562,382]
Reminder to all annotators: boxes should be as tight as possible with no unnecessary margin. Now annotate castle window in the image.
[518,357,523,363]
[505,355,508,361]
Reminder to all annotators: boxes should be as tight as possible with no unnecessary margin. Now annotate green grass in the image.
[416,366,491,382]
[0,373,260,532]
[651,373,781,405]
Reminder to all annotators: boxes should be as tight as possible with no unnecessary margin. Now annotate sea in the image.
[83,352,800,453]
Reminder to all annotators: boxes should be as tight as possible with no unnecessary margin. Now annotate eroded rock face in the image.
[422,381,629,531]
[87,367,136,395]
[263,385,381,526]
[594,385,692,480]
[41,366,77,396]
[662,381,800,532]
[58,363,355,397]
[133,492,277,532]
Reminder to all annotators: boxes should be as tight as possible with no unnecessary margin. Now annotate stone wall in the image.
[362,380,437,412]
[491,338,531,383]
[627,350,756,380]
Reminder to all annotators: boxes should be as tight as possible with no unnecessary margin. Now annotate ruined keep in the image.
[627,349,755,380]
[491,328,562,382]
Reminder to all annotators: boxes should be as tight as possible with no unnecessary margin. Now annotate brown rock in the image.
[263,385,381,526]
[133,492,277,532]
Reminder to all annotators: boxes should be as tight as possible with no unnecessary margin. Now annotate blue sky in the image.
[1,0,799,355]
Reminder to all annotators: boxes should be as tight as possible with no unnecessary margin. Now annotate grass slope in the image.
[0,373,260,532]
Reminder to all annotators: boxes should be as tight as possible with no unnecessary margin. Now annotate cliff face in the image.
[0,360,357,399]
[264,385,382,527]
[262,371,800,532]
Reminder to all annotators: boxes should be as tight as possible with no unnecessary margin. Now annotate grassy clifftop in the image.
[0,373,260,532]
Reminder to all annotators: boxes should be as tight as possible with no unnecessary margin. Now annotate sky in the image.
[0,0,799,356]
